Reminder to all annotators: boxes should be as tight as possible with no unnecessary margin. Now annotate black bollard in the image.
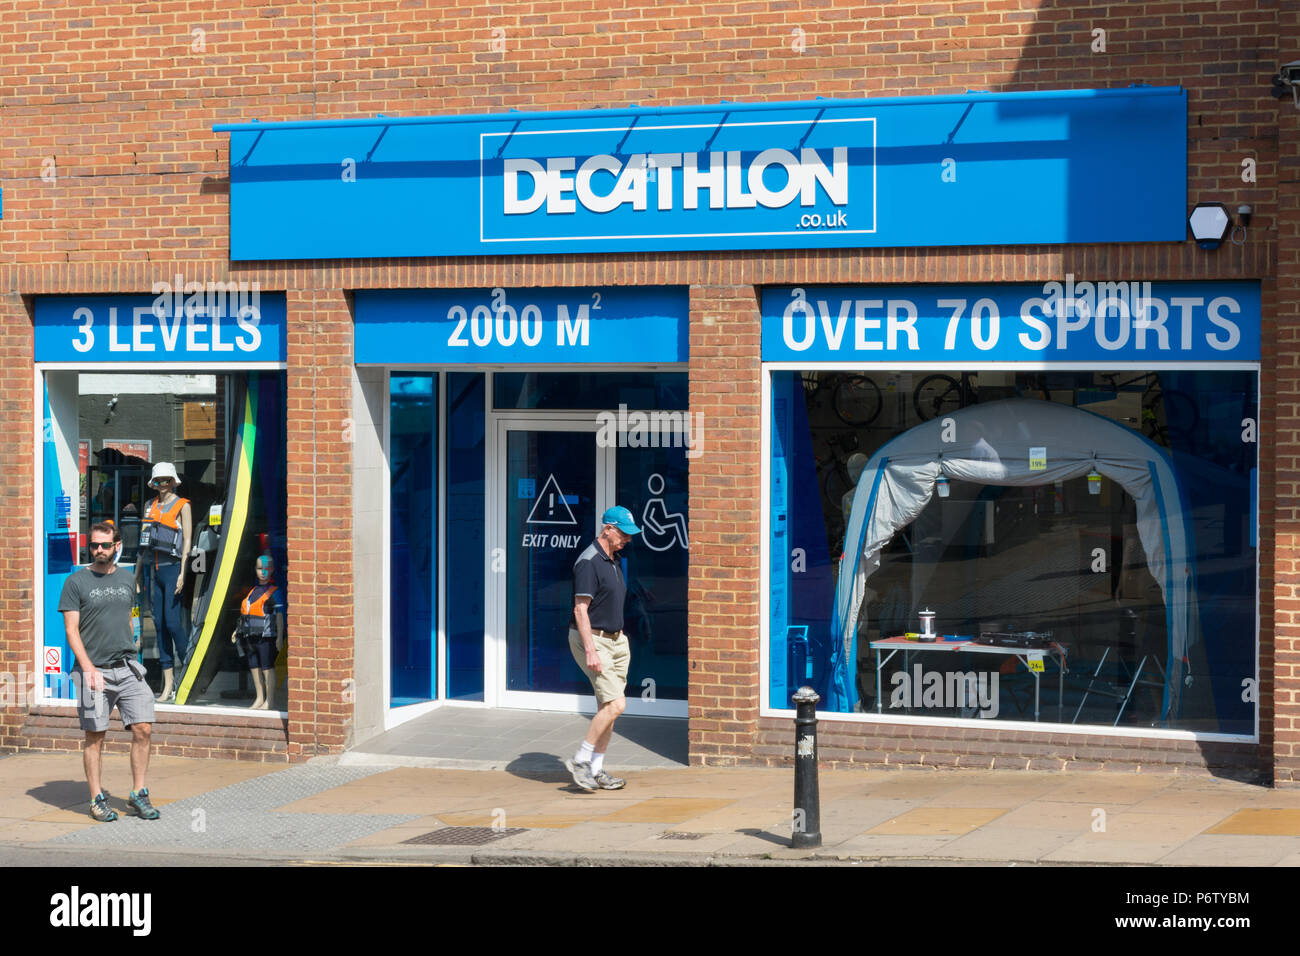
[791,685,822,848]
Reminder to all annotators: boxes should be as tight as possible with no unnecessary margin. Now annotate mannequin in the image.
[232,553,285,710]
[135,462,192,702]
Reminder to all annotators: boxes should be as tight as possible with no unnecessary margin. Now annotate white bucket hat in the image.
[150,461,181,487]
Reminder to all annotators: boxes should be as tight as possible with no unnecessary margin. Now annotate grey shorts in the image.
[75,660,155,732]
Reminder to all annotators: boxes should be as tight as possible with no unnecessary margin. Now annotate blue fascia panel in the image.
[220,88,1187,261]
[760,281,1260,364]
[34,292,287,363]
[355,286,689,365]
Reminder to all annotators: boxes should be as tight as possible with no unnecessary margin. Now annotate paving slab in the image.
[868,807,1009,836]
[933,825,1080,862]
[349,709,688,768]
[1156,834,1300,866]
[1207,808,1300,835]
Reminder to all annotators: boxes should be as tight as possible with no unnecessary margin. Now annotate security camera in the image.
[1271,60,1300,106]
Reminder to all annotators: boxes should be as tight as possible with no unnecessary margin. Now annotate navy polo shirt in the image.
[571,538,626,633]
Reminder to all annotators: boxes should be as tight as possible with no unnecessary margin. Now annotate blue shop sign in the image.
[354,286,688,364]
[35,290,287,363]
[218,87,1187,260]
[760,281,1261,363]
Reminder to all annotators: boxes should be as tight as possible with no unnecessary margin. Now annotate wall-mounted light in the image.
[1188,202,1231,250]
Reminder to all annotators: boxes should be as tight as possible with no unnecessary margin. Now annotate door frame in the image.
[488,414,687,717]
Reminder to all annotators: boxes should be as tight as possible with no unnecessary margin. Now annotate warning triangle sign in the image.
[525,473,578,526]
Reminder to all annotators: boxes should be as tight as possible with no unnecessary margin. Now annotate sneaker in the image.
[593,770,625,791]
[127,788,160,820]
[564,758,598,792]
[89,792,118,823]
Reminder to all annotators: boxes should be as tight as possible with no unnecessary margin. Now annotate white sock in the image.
[574,741,594,766]
[591,752,605,775]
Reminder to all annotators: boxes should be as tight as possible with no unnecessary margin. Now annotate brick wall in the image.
[688,284,762,766]
[19,706,288,761]
[1271,0,1300,789]
[285,288,355,758]
[0,1,1289,772]
[0,292,34,754]
[0,1,1279,261]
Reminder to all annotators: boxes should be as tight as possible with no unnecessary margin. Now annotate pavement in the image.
[5,747,1300,865]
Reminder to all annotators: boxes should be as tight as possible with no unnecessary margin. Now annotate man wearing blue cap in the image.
[566,505,641,792]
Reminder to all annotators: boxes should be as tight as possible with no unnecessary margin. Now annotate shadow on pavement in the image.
[505,752,574,785]
[27,779,91,811]
[609,714,688,765]
[736,827,790,848]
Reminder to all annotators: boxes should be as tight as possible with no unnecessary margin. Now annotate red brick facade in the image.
[1,2,1294,782]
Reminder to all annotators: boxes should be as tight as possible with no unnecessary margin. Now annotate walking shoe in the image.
[127,788,160,820]
[89,792,118,822]
[564,758,598,792]
[593,770,625,790]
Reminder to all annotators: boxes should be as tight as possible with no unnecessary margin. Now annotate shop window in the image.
[769,369,1257,736]
[446,372,485,700]
[42,371,288,710]
[390,374,437,705]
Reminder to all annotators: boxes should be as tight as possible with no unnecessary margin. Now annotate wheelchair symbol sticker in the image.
[640,473,688,552]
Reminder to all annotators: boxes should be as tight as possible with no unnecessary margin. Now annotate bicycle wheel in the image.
[832,375,883,426]
[913,374,962,421]
[821,461,853,517]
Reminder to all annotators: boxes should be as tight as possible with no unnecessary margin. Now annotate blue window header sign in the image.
[761,282,1261,363]
[354,286,688,365]
[35,291,287,363]
[218,88,1187,261]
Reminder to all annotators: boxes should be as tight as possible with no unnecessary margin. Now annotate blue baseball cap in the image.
[601,506,641,535]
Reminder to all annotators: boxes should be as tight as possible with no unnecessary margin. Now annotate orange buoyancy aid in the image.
[239,584,280,640]
[141,495,189,558]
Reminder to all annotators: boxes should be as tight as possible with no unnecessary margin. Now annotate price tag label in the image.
[1029,446,1047,471]
[1027,652,1045,673]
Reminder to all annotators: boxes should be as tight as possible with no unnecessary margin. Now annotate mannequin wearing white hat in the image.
[134,462,193,702]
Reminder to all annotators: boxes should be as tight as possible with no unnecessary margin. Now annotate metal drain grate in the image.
[659,831,706,840]
[402,826,527,846]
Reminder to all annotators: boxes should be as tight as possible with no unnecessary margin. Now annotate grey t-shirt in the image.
[57,566,137,668]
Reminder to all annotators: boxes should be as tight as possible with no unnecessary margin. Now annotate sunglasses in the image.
[89,541,116,551]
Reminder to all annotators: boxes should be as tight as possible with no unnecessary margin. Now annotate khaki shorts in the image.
[569,627,629,705]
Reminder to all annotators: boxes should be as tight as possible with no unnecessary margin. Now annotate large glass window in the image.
[769,368,1257,735]
[446,372,486,700]
[390,374,437,705]
[43,371,288,710]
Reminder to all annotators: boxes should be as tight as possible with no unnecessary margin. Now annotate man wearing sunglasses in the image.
[59,522,161,822]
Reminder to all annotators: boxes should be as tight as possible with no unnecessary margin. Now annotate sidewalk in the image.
[3,751,1300,866]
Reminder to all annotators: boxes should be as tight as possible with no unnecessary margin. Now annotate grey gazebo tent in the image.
[827,399,1199,718]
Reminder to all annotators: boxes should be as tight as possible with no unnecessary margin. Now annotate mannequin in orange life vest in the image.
[232,553,284,710]
[133,462,193,702]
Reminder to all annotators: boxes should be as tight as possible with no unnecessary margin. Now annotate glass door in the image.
[493,417,686,716]
[503,424,601,698]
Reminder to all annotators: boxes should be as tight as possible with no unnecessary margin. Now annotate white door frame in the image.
[488,414,687,718]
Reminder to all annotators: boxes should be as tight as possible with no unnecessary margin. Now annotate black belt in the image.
[574,626,621,639]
